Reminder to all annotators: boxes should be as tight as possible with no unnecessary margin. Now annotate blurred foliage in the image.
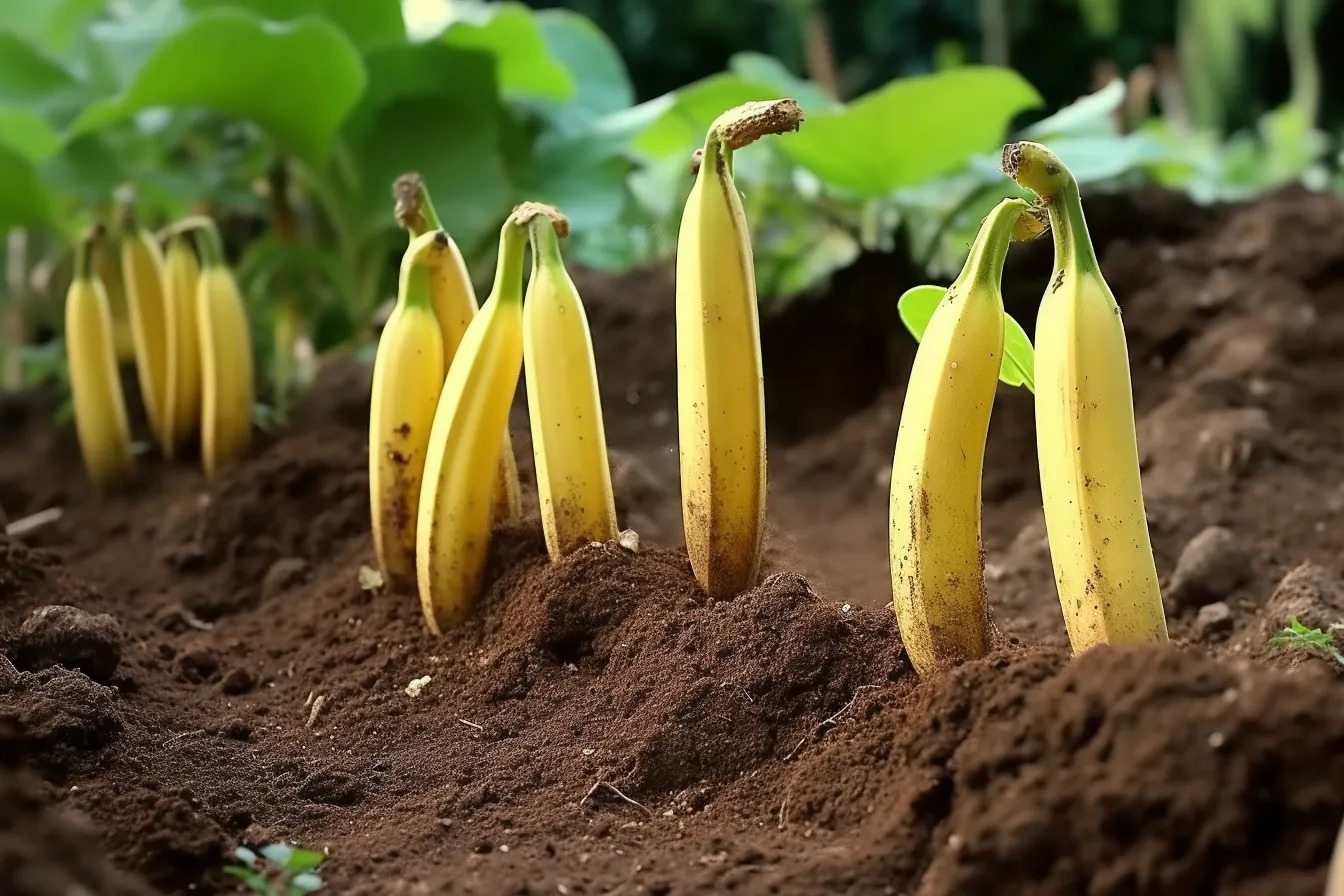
[0,0,1338,398]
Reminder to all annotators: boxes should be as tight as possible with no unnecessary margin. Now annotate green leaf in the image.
[1,0,105,55]
[0,31,78,104]
[441,2,573,102]
[284,848,325,873]
[261,843,295,867]
[71,10,366,166]
[782,67,1042,196]
[0,143,55,230]
[728,52,840,114]
[632,73,778,160]
[341,41,512,252]
[533,9,633,133]
[288,871,325,894]
[232,846,259,866]
[183,0,405,50]
[1025,80,1125,139]
[0,107,63,163]
[897,285,1035,390]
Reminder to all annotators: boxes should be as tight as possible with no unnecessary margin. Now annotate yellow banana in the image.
[192,222,254,476]
[522,209,617,559]
[417,206,542,633]
[94,228,135,363]
[889,198,1026,675]
[369,231,448,592]
[676,98,802,599]
[394,173,522,522]
[1003,141,1168,652]
[120,209,172,453]
[162,236,202,458]
[66,228,135,490]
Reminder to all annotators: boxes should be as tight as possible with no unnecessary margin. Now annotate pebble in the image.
[10,605,124,683]
[1165,526,1251,612]
[1194,601,1234,640]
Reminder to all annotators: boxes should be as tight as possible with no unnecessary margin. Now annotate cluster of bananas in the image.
[65,208,254,490]
[889,141,1168,675]
[369,100,803,633]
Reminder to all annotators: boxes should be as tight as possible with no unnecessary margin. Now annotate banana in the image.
[1002,141,1168,652]
[394,173,522,522]
[193,222,254,476]
[676,99,802,599]
[416,205,541,633]
[120,207,172,453]
[369,231,448,591]
[66,227,135,490]
[889,198,1026,675]
[162,236,202,458]
[522,208,618,559]
[94,228,135,363]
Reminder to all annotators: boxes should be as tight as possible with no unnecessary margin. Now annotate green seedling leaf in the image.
[233,846,259,866]
[260,843,295,867]
[897,285,1035,391]
[284,848,325,874]
[1269,618,1344,669]
[290,871,325,894]
[71,10,366,166]
[358,565,384,592]
[441,1,573,101]
[781,67,1042,196]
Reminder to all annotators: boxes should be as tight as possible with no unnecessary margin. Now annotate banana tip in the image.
[1001,143,1023,178]
[712,98,804,150]
[510,202,570,238]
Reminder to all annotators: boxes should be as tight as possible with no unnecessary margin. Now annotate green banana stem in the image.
[527,216,567,272]
[489,217,530,308]
[394,173,444,239]
[956,198,1027,292]
[74,225,104,282]
[1001,141,1100,276]
[398,231,447,312]
[190,222,226,270]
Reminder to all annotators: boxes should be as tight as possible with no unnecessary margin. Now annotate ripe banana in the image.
[417,205,540,633]
[889,198,1026,675]
[66,228,135,490]
[193,222,254,476]
[94,228,135,363]
[369,231,448,592]
[676,98,803,599]
[120,208,172,453]
[1002,141,1168,652]
[162,236,202,458]
[394,173,522,522]
[522,209,617,560]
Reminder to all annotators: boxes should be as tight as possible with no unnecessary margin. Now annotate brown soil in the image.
[3,188,1344,894]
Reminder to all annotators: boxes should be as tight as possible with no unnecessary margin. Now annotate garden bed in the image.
[3,189,1344,895]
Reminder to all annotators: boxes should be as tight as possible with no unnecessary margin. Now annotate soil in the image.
[3,188,1344,895]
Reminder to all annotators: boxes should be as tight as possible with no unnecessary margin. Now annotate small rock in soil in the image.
[1165,526,1252,613]
[1194,601,1235,641]
[298,768,363,806]
[218,667,256,695]
[261,557,308,600]
[9,604,124,682]
[176,648,221,684]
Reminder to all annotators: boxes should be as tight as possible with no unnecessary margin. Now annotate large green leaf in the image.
[0,143,55,230]
[897,284,1035,390]
[343,42,512,251]
[71,10,366,166]
[442,2,573,102]
[632,73,778,160]
[782,67,1042,196]
[1,0,105,55]
[183,0,405,50]
[532,9,633,134]
[0,107,63,162]
[728,52,840,114]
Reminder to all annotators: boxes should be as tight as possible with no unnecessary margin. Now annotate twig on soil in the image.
[305,695,327,728]
[458,718,484,732]
[165,729,205,746]
[175,606,214,631]
[580,780,654,818]
[5,506,63,537]
[783,685,879,761]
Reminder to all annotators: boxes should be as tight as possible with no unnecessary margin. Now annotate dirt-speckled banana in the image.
[192,222,254,477]
[369,231,448,592]
[66,227,134,490]
[162,235,202,458]
[394,173,522,522]
[1003,141,1168,652]
[416,206,542,633]
[120,207,172,453]
[889,198,1025,676]
[676,98,803,599]
[522,208,617,559]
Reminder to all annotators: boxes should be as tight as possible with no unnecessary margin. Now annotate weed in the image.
[1269,618,1344,670]
[223,843,325,895]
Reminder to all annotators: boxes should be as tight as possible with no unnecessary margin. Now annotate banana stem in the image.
[958,199,1026,291]
[1001,141,1100,275]
[74,225,104,282]
[190,222,226,269]
[398,231,447,312]
[527,217,567,271]
[488,218,530,307]
[394,173,444,238]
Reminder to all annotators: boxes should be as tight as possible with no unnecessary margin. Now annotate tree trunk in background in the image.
[3,229,28,391]
[980,0,1009,67]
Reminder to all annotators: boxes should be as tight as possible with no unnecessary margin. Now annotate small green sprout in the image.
[223,843,326,895]
[1268,618,1344,669]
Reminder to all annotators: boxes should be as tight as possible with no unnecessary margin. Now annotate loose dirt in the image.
[2,189,1343,894]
